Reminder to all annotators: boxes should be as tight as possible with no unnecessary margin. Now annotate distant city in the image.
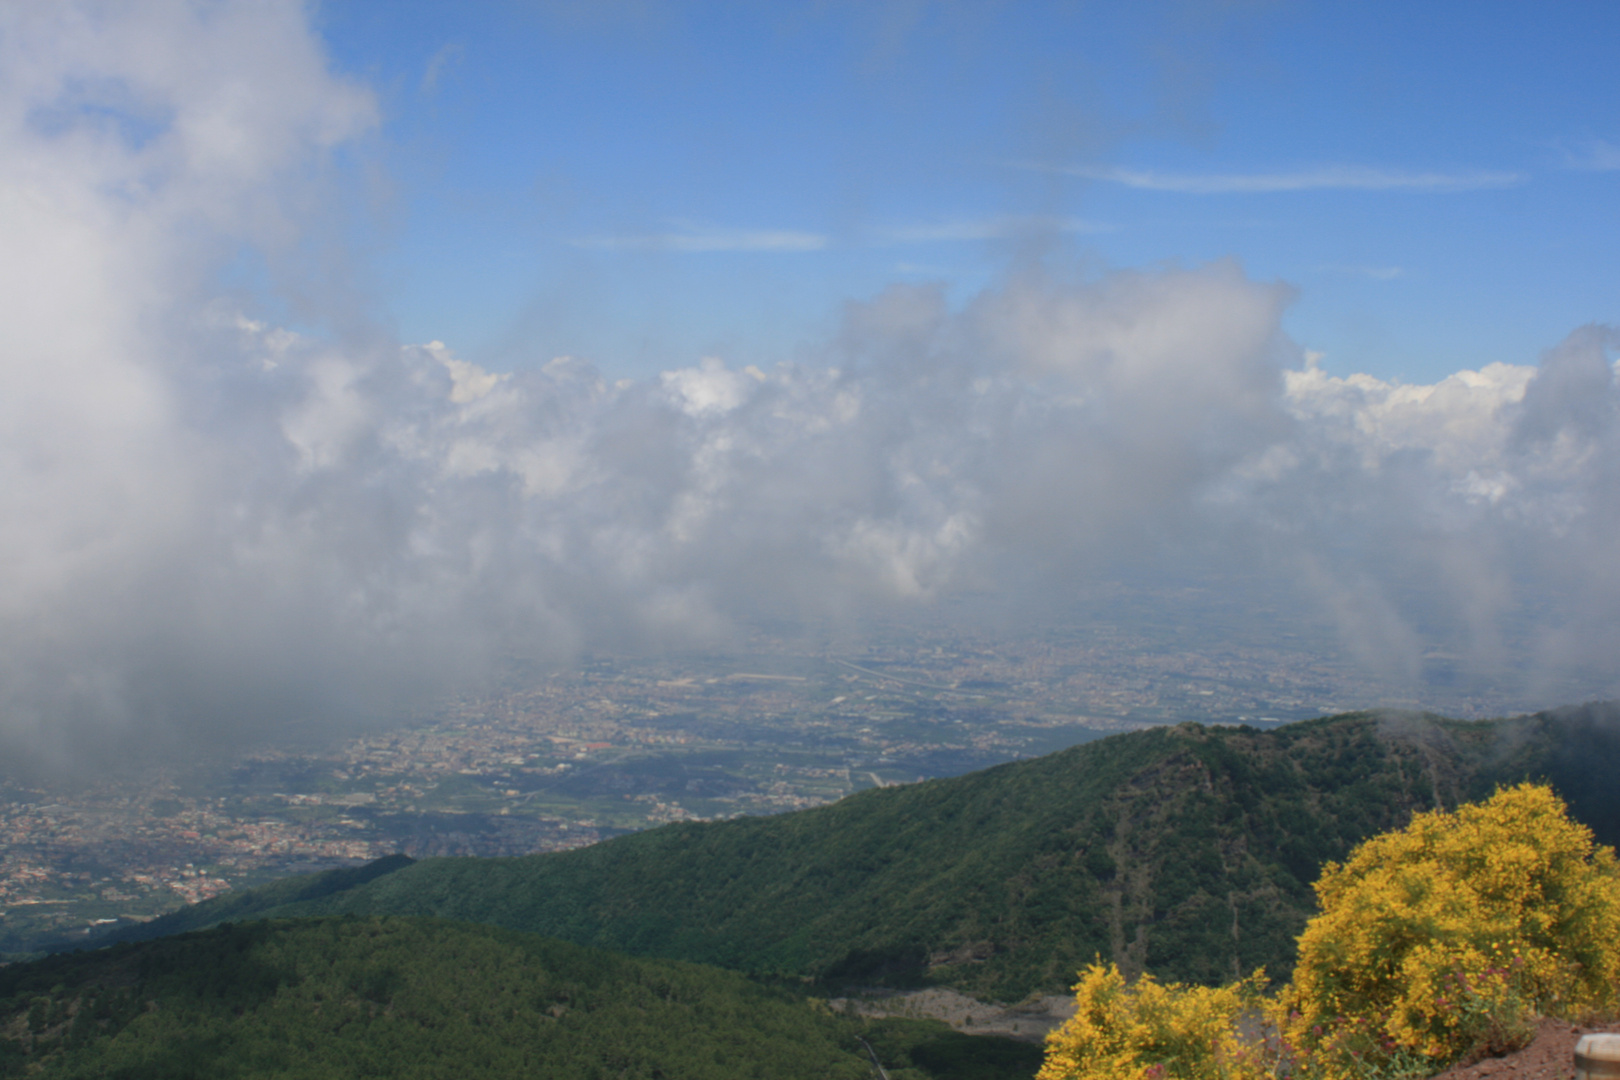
[0,611,1584,954]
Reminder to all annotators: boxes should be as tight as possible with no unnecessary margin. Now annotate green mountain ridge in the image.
[2,916,1038,1079]
[93,704,1620,1001]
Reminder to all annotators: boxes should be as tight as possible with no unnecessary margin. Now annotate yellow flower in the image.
[1277,784,1620,1072]
[1040,785,1620,1080]
[1039,961,1268,1080]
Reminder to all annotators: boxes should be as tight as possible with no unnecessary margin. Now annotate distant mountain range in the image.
[93,703,1620,1001]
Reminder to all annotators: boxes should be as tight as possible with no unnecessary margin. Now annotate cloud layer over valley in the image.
[1,2,1616,769]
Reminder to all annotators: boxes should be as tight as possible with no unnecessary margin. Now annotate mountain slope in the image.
[2,916,1036,1080]
[102,704,1620,1000]
[80,853,417,949]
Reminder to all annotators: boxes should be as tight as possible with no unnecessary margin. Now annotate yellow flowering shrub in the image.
[1276,782,1620,1073]
[1037,960,1269,1080]
[1039,785,1620,1080]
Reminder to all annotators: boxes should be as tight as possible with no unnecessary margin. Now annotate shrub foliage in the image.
[1036,961,1268,1080]
[1279,782,1620,1071]
[1042,782,1620,1080]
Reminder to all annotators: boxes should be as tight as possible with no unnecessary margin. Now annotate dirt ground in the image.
[1428,1018,1620,1080]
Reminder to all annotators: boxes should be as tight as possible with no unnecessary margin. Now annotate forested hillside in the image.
[1,916,1038,1079]
[98,704,1620,1001]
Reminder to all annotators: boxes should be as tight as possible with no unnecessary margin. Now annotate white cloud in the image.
[1283,358,1538,474]
[1047,163,1525,193]
[582,215,1112,252]
[2,1,1617,771]
[660,357,763,417]
[1247,332,1620,681]
[424,340,508,404]
[1318,264,1405,280]
[572,221,828,252]
[1558,138,1620,172]
[420,41,464,94]
[881,215,1112,243]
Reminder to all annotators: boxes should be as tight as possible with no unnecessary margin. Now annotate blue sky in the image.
[317,0,1618,384]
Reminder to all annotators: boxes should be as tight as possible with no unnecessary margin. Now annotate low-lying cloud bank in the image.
[1,2,1616,768]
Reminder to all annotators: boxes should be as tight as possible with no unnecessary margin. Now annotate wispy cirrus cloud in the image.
[571,221,827,252]
[420,41,464,94]
[574,214,1112,252]
[1319,264,1406,281]
[881,214,1113,243]
[1557,139,1620,172]
[1040,163,1524,194]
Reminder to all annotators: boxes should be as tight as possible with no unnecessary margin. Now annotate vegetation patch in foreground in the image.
[1038,783,1620,1080]
[0,916,1031,1079]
